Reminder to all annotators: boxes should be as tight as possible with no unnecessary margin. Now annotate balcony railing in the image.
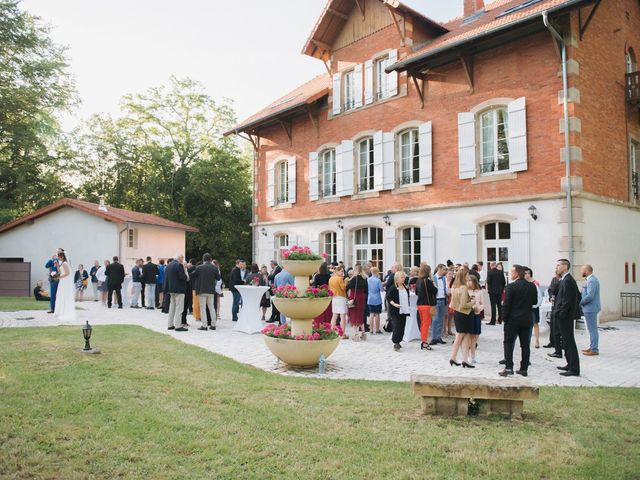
[626,71,640,106]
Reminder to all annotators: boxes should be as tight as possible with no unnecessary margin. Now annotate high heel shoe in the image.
[421,342,432,350]
[449,359,460,366]
[462,361,475,368]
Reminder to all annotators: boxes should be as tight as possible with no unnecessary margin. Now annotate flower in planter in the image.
[303,285,334,299]
[281,245,325,261]
[273,284,298,299]
[261,322,341,341]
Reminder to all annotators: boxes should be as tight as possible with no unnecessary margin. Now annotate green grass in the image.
[0,326,638,479]
[0,296,51,311]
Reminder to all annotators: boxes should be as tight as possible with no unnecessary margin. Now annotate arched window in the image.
[398,129,419,186]
[480,107,510,174]
[483,221,511,271]
[353,227,383,271]
[320,231,337,264]
[275,234,289,262]
[275,160,288,205]
[357,137,374,192]
[627,47,637,74]
[401,227,421,272]
[319,149,336,198]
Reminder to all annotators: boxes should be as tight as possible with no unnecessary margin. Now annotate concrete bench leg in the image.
[479,399,524,419]
[421,397,469,416]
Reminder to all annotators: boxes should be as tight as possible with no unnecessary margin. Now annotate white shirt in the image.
[479,268,487,286]
[398,288,411,315]
[96,266,106,282]
[434,274,448,299]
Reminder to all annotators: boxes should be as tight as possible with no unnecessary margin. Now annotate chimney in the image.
[464,0,485,19]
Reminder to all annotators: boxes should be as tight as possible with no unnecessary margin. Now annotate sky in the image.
[21,0,471,129]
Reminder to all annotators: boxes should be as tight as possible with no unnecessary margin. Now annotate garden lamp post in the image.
[82,321,93,351]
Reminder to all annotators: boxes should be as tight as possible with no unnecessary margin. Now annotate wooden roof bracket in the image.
[410,71,427,109]
[578,0,601,41]
[354,0,365,19]
[322,57,332,75]
[460,54,474,93]
[306,107,320,136]
[278,119,293,145]
[386,6,405,46]
[238,132,260,154]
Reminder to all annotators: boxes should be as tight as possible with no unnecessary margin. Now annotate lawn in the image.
[0,326,638,479]
[0,296,51,311]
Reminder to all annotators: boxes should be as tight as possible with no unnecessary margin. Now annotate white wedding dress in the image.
[54,261,77,323]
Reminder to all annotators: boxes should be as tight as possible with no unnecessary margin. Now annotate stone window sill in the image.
[351,191,380,200]
[471,172,518,184]
[272,202,293,210]
[316,197,340,204]
[391,184,426,195]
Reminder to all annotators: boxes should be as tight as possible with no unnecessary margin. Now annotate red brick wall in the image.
[571,0,640,202]
[255,15,585,224]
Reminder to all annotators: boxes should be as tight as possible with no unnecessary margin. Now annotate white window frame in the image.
[343,70,355,111]
[479,107,510,176]
[127,228,136,249]
[320,231,337,264]
[319,149,337,198]
[483,221,511,272]
[398,129,420,186]
[357,137,375,192]
[631,138,639,203]
[353,227,384,271]
[401,227,421,273]
[275,234,289,262]
[375,56,389,100]
[275,160,289,205]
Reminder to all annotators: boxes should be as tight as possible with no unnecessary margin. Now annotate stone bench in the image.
[410,374,539,419]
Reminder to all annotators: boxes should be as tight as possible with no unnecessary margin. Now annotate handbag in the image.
[423,279,438,316]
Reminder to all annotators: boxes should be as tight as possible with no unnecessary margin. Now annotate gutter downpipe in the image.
[543,11,574,267]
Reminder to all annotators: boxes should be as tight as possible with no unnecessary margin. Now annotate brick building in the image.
[227,0,640,320]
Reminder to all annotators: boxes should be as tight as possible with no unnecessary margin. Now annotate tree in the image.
[0,0,77,223]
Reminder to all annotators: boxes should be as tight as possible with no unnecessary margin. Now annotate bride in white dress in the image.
[54,250,77,323]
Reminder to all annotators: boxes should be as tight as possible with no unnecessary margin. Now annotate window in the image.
[127,228,136,248]
[275,234,289,262]
[320,231,337,264]
[319,149,337,198]
[480,108,510,174]
[357,137,374,192]
[401,227,421,273]
[275,160,288,205]
[343,70,355,111]
[632,140,639,200]
[353,227,384,271]
[375,57,389,100]
[627,48,637,74]
[399,129,420,186]
[483,222,511,272]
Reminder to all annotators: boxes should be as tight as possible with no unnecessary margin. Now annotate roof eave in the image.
[386,0,593,74]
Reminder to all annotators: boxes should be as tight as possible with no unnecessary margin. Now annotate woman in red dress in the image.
[346,264,369,340]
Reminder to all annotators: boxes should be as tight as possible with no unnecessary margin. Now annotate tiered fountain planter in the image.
[262,258,340,367]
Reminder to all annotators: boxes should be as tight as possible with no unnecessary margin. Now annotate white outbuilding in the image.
[0,198,198,296]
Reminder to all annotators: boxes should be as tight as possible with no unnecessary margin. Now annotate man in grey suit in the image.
[580,264,601,356]
[192,253,221,331]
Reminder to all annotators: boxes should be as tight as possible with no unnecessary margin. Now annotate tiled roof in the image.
[0,198,199,234]
[226,74,330,135]
[389,0,585,71]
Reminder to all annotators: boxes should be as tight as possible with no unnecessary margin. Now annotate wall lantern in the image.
[528,205,538,221]
[336,219,344,230]
[383,215,391,226]
[260,227,267,237]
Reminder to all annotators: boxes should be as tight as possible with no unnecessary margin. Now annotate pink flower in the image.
[321,252,327,258]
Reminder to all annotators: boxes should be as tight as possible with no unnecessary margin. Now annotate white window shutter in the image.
[458,112,476,179]
[340,140,354,196]
[364,60,374,105]
[354,64,363,109]
[336,229,345,264]
[373,131,384,191]
[508,96,528,172]
[418,121,433,185]
[287,156,296,204]
[335,143,344,197]
[384,226,396,270]
[382,132,395,190]
[332,73,341,115]
[510,218,530,266]
[459,223,478,264]
[420,224,436,267]
[387,49,398,96]
[267,163,275,207]
[309,151,319,201]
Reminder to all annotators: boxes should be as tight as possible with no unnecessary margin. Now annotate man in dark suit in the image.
[553,259,581,377]
[545,274,562,353]
[166,255,189,331]
[267,260,282,323]
[229,259,247,322]
[192,253,221,330]
[486,261,506,325]
[499,264,538,377]
[142,256,159,310]
[105,256,125,309]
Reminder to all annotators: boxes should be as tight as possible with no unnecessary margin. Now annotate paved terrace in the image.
[1,296,638,388]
